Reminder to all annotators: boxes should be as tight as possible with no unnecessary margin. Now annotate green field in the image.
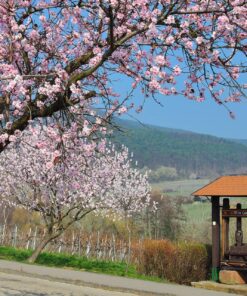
[183,202,211,222]
[181,202,211,243]
[151,178,210,197]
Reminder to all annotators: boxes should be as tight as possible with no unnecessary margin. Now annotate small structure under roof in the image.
[193,175,247,197]
[192,175,247,283]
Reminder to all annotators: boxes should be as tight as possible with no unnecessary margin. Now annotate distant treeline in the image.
[111,119,247,178]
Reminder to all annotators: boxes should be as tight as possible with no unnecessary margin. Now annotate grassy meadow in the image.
[151,178,210,197]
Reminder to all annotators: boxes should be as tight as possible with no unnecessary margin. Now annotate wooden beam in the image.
[212,196,220,282]
[222,198,230,260]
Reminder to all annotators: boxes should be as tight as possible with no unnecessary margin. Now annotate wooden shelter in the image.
[193,175,247,282]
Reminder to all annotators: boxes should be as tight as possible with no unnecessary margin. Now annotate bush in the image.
[134,239,210,285]
[170,242,208,284]
[138,240,175,278]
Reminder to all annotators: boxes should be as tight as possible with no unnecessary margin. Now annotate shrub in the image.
[134,239,210,285]
[137,240,175,278]
[170,242,208,284]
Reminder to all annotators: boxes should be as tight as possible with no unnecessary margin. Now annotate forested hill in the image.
[231,139,247,147]
[111,119,247,178]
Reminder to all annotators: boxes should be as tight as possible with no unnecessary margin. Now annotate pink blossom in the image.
[150,66,160,75]
[149,79,160,90]
[0,126,152,230]
[166,36,175,45]
[0,0,244,155]
[29,30,40,40]
[46,161,54,170]
[118,106,128,114]
[173,65,182,76]
[196,37,204,44]
[39,15,46,22]
[166,16,175,24]
[154,55,166,66]
[0,134,8,143]
[6,122,12,130]
[9,135,16,142]
[14,130,22,138]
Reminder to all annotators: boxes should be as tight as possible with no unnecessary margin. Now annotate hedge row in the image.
[132,240,211,285]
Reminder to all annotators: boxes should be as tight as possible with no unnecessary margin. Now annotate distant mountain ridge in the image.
[111,118,247,178]
[230,139,247,147]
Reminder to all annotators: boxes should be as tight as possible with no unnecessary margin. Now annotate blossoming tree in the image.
[0,0,246,151]
[0,126,152,262]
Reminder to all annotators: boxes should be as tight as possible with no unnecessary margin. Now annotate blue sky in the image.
[113,68,247,140]
[124,94,247,140]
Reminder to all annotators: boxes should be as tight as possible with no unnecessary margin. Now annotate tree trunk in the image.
[27,235,53,263]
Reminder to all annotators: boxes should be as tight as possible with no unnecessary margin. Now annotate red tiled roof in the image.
[192,176,247,197]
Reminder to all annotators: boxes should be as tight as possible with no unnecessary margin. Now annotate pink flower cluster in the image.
[0,0,245,149]
[0,125,153,221]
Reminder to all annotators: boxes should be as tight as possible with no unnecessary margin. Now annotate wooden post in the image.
[235,203,243,247]
[222,198,230,260]
[236,203,242,233]
[212,196,220,282]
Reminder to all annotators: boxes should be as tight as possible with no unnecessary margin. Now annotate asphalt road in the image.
[0,271,139,296]
[0,260,239,296]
